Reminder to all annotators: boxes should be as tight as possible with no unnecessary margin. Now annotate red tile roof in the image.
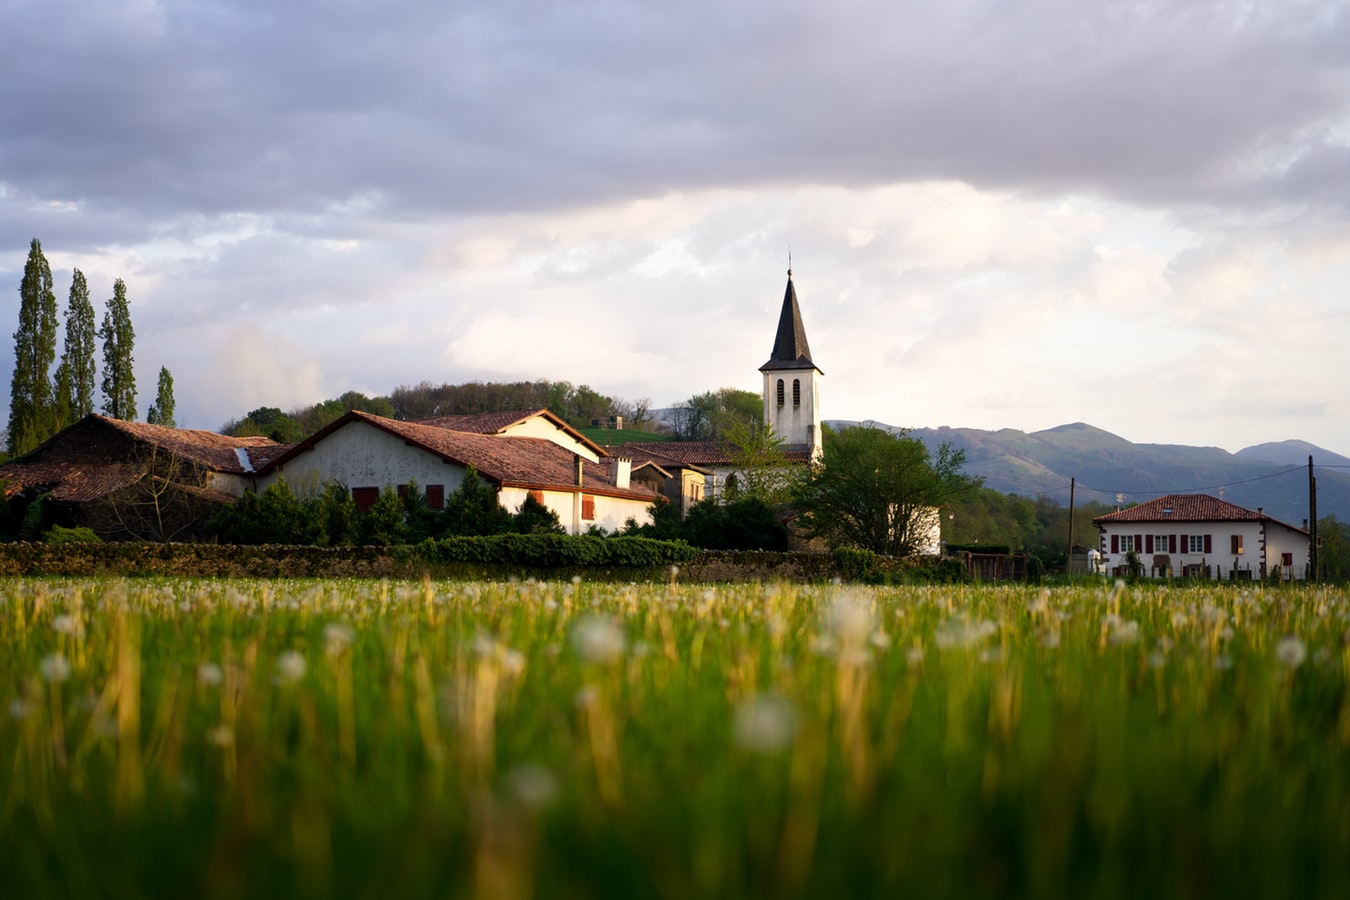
[411,408,606,457]
[266,412,657,502]
[1093,493,1305,532]
[0,461,144,502]
[93,416,286,473]
[612,440,813,467]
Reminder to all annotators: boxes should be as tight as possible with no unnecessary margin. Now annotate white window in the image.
[1119,534,1135,553]
[1154,534,1170,553]
[1188,535,1205,553]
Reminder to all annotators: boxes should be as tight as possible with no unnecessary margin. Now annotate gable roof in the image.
[94,416,289,473]
[613,440,814,468]
[411,408,605,458]
[1093,493,1308,534]
[760,270,822,373]
[265,411,656,502]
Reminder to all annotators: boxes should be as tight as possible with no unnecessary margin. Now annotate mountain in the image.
[827,420,1350,527]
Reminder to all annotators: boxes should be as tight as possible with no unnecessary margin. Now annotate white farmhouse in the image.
[1093,493,1310,581]
[256,410,656,535]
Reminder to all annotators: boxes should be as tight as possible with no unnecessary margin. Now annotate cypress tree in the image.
[7,238,59,455]
[99,278,136,420]
[146,366,176,427]
[53,267,97,430]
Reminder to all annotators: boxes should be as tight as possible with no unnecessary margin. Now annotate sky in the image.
[3,0,1350,455]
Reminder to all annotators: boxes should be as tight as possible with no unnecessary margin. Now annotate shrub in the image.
[43,525,101,544]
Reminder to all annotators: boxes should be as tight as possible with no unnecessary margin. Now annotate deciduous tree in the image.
[796,426,982,557]
[8,239,59,454]
[146,366,176,427]
[99,278,136,420]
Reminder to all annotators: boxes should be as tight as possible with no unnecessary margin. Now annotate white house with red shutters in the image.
[1093,494,1310,581]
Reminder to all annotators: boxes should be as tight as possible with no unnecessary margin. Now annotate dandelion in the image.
[39,653,71,683]
[1109,620,1140,646]
[506,763,559,809]
[826,592,874,646]
[275,650,307,685]
[905,646,926,668]
[207,724,235,747]
[52,614,83,637]
[324,622,356,657]
[197,662,223,686]
[1275,635,1307,669]
[9,698,30,719]
[733,694,796,755]
[570,615,626,664]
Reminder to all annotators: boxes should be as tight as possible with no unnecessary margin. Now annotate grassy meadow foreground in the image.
[2,576,1349,899]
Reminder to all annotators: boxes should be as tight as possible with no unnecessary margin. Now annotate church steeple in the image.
[759,269,822,459]
[760,269,821,373]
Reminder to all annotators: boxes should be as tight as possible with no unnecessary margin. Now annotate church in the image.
[609,269,823,507]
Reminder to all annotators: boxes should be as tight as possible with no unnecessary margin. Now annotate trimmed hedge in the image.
[0,535,970,583]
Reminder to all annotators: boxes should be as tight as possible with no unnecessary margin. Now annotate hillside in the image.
[829,420,1350,527]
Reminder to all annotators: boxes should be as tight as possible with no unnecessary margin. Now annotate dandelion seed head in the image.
[197,662,223,686]
[570,615,626,664]
[52,614,83,637]
[1275,635,1307,669]
[733,694,796,755]
[324,622,356,656]
[39,653,71,683]
[275,650,307,685]
[506,763,559,809]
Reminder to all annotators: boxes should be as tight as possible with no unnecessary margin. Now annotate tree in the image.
[146,366,176,427]
[53,267,97,431]
[681,496,788,551]
[8,239,59,455]
[796,426,982,557]
[441,466,512,536]
[99,278,136,420]
[724,419,802,505]
[512,492,565,534]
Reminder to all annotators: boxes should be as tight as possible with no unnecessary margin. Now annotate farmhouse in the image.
[1094,493,1311,581]
[255,410,657,534]
[0,414,286,540]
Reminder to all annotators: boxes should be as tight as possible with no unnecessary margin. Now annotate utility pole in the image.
[1309,455,1319,582]
[1068,477,1076,573]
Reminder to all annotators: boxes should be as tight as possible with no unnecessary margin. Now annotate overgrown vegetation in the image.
[2,578,1346,898]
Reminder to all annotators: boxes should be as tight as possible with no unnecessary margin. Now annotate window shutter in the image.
[352,487,379,513]
[530,490,544,504]
[1111,534,1119,553]
[1180,534,1188,554]
[582,495,596,520]
[1204,534,1212,554]
[1145,535,1154,554]
[1135,534,1143,553]
[1169,535,1177,554]
[426,484,445,510]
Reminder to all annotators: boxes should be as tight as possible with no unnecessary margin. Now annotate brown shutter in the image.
[1180,534,1188,554]
[352,487,379,513]
[1135,534,1143,553]
[1204,534,1212,554]
[426,484,445,510]
[1169,535,1177,554]
[1146,535,1154,554]
[1111,534,1119,553]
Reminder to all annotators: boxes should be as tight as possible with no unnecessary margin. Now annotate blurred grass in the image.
[1,577,1348,899]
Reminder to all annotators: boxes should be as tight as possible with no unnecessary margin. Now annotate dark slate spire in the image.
[760,269,821,372]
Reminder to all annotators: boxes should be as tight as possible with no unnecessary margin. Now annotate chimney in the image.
[575,454,584,487]
[614,457,631,490]
[1257,507,1263,516]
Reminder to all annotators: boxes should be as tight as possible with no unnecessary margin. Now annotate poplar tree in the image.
[53,267,97,429]
[146,366,176,427]
[99,278,136,420]
[7,239,59,455]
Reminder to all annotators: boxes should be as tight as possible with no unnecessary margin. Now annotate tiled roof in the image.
[411,408,606,457]
[94,416,287,473]
[612,440,813,467]
[0,461,144,502]
[1093,493,1305,532]
[268,412,657,502]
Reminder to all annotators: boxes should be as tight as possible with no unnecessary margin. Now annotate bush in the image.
[43,525,101,544]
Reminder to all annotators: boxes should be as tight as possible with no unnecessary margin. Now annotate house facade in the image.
[1094,493,1311,581]
[257,410,656,535]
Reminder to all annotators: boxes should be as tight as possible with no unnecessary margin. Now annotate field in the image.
[2,576,1349,899]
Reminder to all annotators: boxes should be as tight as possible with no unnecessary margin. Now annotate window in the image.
[1281,552,1294,567]
[352,487,379,513]
[1118,534,1135,553]
[1230,534,1243,555]
[1154,534,1170,554]
[1188,535,1206,553]
[426,484,445,510]
[792,379,801,407]
[776,379,785,407]
[582,495,596,521]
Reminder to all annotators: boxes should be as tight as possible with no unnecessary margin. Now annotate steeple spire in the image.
[760,269,821,373]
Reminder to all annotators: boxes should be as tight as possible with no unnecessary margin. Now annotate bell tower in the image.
[759,269,823,460]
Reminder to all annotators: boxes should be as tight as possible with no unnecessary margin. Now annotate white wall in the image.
[500,486,653,535]
[1097,520,1307,580]
[258,420,469,499]
[498,418,600,463]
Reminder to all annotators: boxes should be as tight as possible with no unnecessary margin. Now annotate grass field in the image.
[2,576,1348,899]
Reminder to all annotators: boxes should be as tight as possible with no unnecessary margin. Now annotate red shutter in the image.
[1111,534,1119,553]
[1135,534,1143,553]
[352,487,379,513]
[1145,535,1154,554]
[582,495,596,520]
[1204,534,1212,554]
[530,490,544,504]
[1180,534,1188,554]
[1169,535,1176,554]
[426,484,445,510]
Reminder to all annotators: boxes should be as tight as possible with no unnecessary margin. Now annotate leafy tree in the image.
[441,466,512,536]
[53,267,97,430]
[621,495,682,541]
[512,492,565,534]
[1317,516,1350,581]
[724,419,801,505]
[8,239,59,454]
[665,387,761,441]
[796,426,982,557]
[226,406,303,443]
[146,366,176,427]
[359,487,406,545]
[99,278,136,420]
[680,496,788,551]
[313,481,358,546]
